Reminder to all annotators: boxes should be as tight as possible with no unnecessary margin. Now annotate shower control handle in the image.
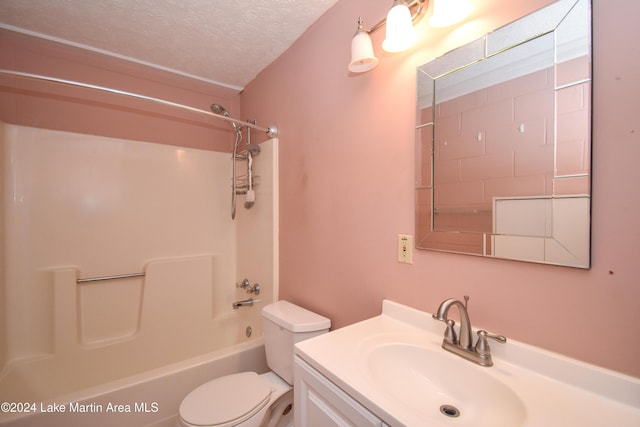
[236,279,259,295]
[236,279,250,290]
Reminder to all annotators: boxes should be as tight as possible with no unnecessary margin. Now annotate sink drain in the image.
[440,404,460,418]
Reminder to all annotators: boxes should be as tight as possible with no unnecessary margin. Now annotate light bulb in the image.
[429,0,472,28]
[382,1,417,53]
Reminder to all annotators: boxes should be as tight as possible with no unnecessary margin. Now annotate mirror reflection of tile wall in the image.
[415,0,592,268]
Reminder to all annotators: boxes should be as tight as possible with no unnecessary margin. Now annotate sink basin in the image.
[366,343,527,426]
[295,301,640,427]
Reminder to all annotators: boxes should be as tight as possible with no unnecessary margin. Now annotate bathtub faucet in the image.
[232,298,257,309]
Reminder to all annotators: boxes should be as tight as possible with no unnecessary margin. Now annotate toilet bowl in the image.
[177,301,330,427]
[178,372,292,427]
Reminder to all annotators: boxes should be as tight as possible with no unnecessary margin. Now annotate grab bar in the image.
[77,272,145,283]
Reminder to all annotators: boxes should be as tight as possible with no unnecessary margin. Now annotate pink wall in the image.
[0,123,5,371]
[241,0,640,378]
[0,29,240,152]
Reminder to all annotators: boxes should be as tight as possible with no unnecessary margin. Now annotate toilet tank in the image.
[261,301,330,385]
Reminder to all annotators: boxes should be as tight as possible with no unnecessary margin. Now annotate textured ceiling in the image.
[0,0,339,90]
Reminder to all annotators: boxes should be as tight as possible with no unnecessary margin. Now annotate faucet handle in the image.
[475,330,506,355]
[236,279,250,289]
[477,330,506,343]
[443,319,457,345]
[474,330,506,367]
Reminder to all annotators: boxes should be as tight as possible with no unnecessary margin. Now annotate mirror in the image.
[416,0,591,268]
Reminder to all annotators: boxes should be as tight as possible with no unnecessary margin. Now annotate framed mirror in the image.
[415,0,592,268]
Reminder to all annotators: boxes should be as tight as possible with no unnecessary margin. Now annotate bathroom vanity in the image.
[293,300,640,427]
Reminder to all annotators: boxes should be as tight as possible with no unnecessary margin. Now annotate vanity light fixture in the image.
[349,17,379,73]
[349,0,428,73]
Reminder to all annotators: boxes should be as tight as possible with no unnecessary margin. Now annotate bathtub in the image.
[0,127,279,426]
[0,337,269,427]
[0,256,271,426]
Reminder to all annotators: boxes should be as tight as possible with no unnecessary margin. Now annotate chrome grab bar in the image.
[77,272,145,283]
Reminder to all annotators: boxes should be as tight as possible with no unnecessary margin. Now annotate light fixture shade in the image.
[349,28,379,73]
[382,1,417,53]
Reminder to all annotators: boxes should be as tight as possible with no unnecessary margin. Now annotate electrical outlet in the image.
[398,234,413,264]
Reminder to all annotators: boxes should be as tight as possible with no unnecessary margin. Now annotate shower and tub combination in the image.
[0,70,279,426]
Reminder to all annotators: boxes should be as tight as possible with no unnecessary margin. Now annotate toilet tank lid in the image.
[262,301,330,332]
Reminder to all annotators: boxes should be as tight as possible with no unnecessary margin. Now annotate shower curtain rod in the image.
[0,69,278,137]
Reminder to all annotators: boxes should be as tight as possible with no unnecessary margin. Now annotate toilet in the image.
[177,300,330,427]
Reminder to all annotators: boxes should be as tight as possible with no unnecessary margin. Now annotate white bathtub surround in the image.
[294,300,640,426]
[0,340,268,427]
[0,124,279,425]
[1,255,256,404]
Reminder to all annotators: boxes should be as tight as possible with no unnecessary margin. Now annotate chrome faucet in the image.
[232,298,257,309]
[432,296,506,367]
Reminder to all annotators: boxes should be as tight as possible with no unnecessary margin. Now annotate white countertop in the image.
[294,300,640,427]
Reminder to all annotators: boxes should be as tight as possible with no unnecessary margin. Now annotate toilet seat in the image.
[179,372,271,427]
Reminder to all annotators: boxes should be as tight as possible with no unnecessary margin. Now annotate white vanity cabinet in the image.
[294,356,388,427]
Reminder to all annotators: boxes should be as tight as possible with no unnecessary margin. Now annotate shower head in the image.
[210,103,239,132]
[209,103,227,115]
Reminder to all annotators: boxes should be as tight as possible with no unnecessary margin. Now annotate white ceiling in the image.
[0,0,340,90]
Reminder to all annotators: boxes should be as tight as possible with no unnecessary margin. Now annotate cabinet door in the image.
[294,356,383,427]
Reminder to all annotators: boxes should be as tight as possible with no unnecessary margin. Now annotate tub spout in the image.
[232,298,257,309]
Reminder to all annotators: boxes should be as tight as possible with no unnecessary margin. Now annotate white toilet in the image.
[177,300,330,427]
